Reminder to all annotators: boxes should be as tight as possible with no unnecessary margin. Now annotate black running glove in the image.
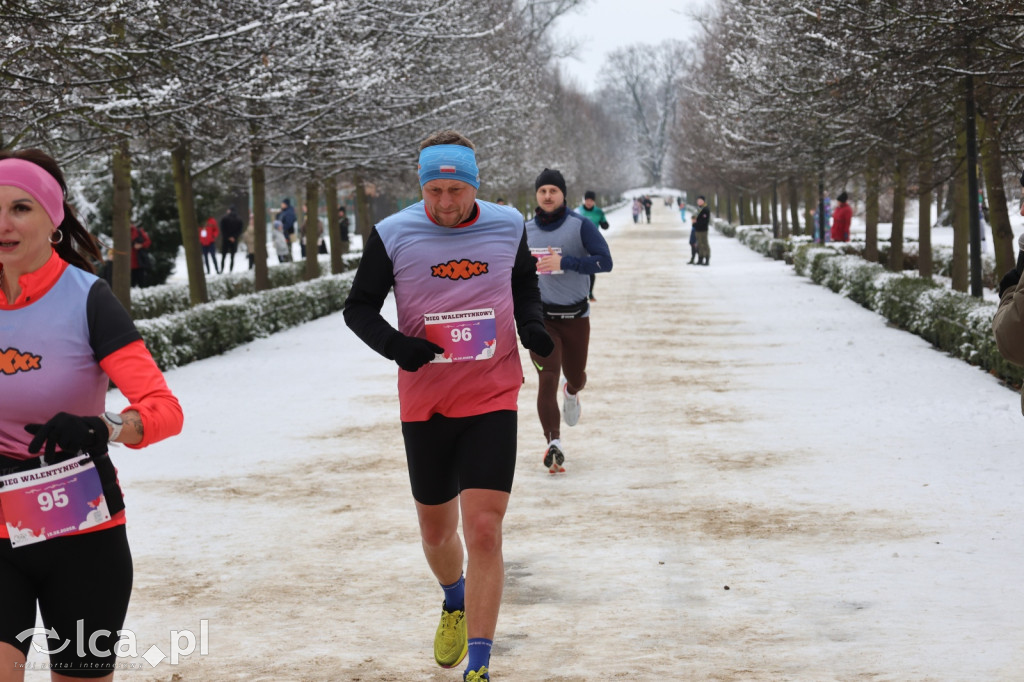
[25,412,108,458]
[599,220,609,230]
[386,333,444,372]
[518,320,554,357]
[999,268,1022,297]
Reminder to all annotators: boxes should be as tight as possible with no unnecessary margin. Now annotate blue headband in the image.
[418,144,480,189]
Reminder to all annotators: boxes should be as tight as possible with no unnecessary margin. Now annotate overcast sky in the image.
[552,0,713,92]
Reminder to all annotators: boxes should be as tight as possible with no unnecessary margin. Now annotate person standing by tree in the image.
[242,213,257,270]
[527,169,613,473]
[129,223,151,287]
[0,148,184,680]
[337,205,350,255]
[694,195,711,265]
[199,216,220,275]
[275,198,297,259]
[576,190,609,302]
[831,191,852,242]
[343,130,552,682]
[219,205,244,273]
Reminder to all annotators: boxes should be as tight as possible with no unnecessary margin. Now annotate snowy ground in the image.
[23,198,1024,681]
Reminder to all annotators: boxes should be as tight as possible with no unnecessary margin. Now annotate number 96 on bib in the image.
[424,308,497,363]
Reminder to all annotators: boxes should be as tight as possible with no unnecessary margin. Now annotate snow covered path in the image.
[28,200,1024,681]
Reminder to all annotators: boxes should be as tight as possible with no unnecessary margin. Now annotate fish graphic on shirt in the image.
[0,348,42,375]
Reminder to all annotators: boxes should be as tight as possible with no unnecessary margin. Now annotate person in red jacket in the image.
[831,191,852,242]
[129,223,151,287]
[199,216,220,274]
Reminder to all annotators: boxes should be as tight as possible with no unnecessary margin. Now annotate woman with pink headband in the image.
[0,148,183,681]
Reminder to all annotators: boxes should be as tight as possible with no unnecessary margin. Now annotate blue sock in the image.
[466,638,492,675]
[441,575,465,612]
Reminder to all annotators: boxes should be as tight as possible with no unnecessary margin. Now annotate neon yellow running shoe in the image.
[464,666,489,681]
[433,601,467,668]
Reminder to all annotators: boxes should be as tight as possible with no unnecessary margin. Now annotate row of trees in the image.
[2,0,647,310]
[672,0,1024,296]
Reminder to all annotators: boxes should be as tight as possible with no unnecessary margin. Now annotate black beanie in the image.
[584,190,596,201]
[535,168,566,195]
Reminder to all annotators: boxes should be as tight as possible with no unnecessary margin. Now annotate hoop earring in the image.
[49,229,64,245]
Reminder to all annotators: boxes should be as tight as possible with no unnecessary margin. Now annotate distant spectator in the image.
[275,198,297,256]
[337,205,350,255]
[993,234,1024,415]
[219,205,244,272]
[242,214,256,270]
[1019,169,1024,217]
[495,197,506,205]
[693,195,710,265]
[199,217,220,274]
[831,191,852,242]
[687,214,698,265]
[299,204,324,258]
[272,220,290,263]
[642,195,652,223]
[130,223,152,287]
[632,197,641,223]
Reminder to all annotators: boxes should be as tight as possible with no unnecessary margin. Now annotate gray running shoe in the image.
[562,382,581,427]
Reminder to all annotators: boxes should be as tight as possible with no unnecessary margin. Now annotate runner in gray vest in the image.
[525,168,613,473]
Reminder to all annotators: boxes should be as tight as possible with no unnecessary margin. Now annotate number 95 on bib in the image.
[0,455,111,548]
[424,308,497,363]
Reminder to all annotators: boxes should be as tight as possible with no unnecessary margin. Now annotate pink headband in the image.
[0,158,65,227]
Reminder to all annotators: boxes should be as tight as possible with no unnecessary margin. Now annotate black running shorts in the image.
[0,525,133,678]
[401,410,517,505]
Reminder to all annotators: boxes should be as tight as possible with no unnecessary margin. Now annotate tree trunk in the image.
[354,172,373,241]
[864,154,879,262]
[111,140,132,312]
[324,175,343,274]
[788,177,800,235]
[250,151,269,291]
[978,109,1014,277]
[951,123,969,292]
[918,132,933,279]
[304,180,320,281]
[803,178,816,239]
[779,181,789,238]
[889,155,906,272]
[170,139,208,305]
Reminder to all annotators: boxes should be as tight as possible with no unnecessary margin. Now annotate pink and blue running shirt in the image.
[350,201,531,422]
[0,259,139,458]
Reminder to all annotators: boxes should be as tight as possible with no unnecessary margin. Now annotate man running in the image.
[343,130,552,682]
[526,169,613,473]
[576,190,609,302]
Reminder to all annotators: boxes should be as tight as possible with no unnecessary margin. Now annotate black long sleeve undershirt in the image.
[343,225,545,361]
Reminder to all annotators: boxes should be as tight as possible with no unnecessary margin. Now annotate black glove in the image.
[24,412,108,459]
[999,268,1022,297]
[386,333,444,372]
[519,320,554,357]
[1019,169,1024,187]
[599,220,609,230]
